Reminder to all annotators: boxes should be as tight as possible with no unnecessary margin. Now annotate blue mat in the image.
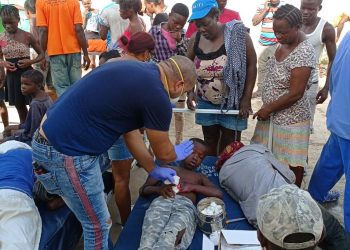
[115,156,254,250]
[38,204,82,250]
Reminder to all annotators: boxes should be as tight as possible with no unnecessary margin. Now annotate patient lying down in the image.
[138,138,223,250]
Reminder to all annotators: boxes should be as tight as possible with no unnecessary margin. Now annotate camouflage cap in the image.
[257,185,323,249]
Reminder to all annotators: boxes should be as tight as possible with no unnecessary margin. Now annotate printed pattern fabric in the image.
[139,195,197,250]
[194,32,228,105]
[0,33,30,59]
[150,23,188,62]
[262,39,316,126]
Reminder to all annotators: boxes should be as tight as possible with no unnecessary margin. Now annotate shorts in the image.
[195,98,248,131]
[107,137,132,161]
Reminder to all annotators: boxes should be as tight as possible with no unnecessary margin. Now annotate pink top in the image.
[161,28,177,50]
[186,8,241,38]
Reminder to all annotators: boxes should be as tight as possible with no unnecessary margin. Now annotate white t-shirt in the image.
[98,2,128,51]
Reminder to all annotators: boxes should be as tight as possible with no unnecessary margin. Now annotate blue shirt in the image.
[327,31,350,140]
[16,96,52,143]
[43,61,172,156]
[0,149,34,198]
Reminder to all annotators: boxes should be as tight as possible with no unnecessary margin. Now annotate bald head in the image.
[160,55,197,93]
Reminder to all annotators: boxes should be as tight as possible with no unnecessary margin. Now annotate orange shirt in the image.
[36,0,83,56]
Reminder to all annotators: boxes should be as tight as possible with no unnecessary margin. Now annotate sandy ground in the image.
[0,77,345,248]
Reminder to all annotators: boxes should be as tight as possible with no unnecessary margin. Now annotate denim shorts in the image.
[107,137,132,161]
[195,98,247,131]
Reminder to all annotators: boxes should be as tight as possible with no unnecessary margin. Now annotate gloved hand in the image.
[149,166,176,183]
[175,140,194,161]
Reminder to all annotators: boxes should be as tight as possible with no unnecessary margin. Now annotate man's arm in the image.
[252,2,270,26]
[74,24,90,70]
[123,130,156,173]
[182,175,222,198]
[336,14,350,42]
[99,25,109,40]
[38,27,48,53]
[317,22,336,104]
[145,129,177,163]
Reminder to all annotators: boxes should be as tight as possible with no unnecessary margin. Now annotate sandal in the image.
[321,190,340,203]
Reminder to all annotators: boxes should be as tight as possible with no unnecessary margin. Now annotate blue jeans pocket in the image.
[35,171,62,196]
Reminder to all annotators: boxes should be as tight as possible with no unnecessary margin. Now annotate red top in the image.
[185,8,241,38]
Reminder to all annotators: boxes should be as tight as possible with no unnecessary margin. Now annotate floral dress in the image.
[0,33,32,107]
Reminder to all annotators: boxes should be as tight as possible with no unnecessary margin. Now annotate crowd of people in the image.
[0,0,349,249]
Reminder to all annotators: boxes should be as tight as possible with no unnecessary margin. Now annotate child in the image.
[138,138,222,250]
[0,5,45,124]
[0,66,8,132]
[99,50,121,65]
[2,69,52,145]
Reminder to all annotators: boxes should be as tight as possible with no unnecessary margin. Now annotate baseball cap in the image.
[257,185,323,249]
[189,0,218,21]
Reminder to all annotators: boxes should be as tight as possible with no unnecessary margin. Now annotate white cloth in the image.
[0,140,31,154]
[0,189,42,250]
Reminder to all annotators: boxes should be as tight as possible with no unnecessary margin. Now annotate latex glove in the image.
[149,166,176,183]
[175,140,194,161]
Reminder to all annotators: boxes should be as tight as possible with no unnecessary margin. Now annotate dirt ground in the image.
[0,77,345,248]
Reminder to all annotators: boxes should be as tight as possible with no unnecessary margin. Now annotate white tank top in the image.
[305,18,327,83]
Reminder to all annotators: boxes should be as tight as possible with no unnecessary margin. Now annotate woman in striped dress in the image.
[251,4,316,187]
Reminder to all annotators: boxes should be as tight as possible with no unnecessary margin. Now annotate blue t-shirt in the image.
[43,61,172,156]
[327,32,350,140]
[0,148,34,198]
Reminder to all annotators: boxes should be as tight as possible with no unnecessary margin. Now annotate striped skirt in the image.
[251,119,310,167]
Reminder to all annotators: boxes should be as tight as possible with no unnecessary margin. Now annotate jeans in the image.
[308,133,350,233]
[107,137,132,161]
[50,53,82,97]
[32,134,111,249]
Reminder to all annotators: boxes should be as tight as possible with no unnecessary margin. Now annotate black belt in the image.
[33,130,51,146]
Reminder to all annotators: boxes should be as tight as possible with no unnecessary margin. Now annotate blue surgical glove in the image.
[149,166,176,183]
[175,140,194,161]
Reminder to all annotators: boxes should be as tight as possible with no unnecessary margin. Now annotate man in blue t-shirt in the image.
[308,31,350,233]
[0,141,42,249]
[31,55,197,249]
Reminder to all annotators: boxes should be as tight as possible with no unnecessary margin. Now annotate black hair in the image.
[24,0,36,14]
[190,138,208,147]
[153,13,168,26]
[21,69,44,88]
[0,5,20,21]
[274,4,302,28]
[119,0,142,15]
[99,50,121,61]
[171,3,189,18]
[145,0,162,4]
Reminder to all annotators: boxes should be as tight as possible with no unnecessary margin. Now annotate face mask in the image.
[164,58,184,105]
[170,96,180,106]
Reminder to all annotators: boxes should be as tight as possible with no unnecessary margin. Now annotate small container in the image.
[197,197,226,234]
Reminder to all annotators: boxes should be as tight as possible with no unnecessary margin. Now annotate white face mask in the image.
[164,58,185,106]
[169,96,180,105]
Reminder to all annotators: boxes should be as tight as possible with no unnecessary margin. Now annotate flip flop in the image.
[321,190,340,203]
